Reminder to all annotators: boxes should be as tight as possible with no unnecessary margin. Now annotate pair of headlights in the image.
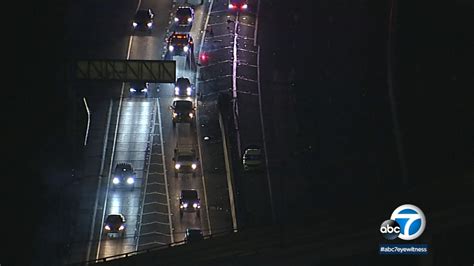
[175,163,197,170]
[113,177,134,184]
[180,203,199,208]
[105,225,125,231]
[172,112,193,118]
[174,17,193,23]
[130,88,147,93]
[132,22,153,28]
[174,86,192,96]
[168,45,189,52]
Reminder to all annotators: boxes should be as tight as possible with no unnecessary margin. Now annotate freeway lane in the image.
[96,98,155,258]
[159,56,211,243]
[95,0,174,258]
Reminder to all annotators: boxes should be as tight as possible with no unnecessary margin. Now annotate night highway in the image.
[5,0,474,265]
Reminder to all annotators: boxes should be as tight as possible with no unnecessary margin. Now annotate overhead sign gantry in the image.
[75,59,175,83]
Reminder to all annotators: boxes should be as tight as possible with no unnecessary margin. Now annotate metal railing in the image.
[68,229,238,265]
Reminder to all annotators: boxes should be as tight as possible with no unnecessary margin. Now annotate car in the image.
[174,6,194,27]
[112,163,136,187]
[184,228,204,243]
[242,146,263,171]
[104,214,126,238]
[129,82,149,97]
[167,32,194,56]
[179,189,201,218]
[170,99,195,127]
[228,0,248,10]
[174,77,193,97]
[132,9,154,32]
[173,146,199,178]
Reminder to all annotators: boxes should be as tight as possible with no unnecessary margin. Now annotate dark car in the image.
[174,77,193,97]
[104,214,126,237]
[173,147,199,178]
[129,82,149,97]
[167,32,194,56]
[112,163,136,187]
[174,6,194,27]
[242,146,263,172]
[132,9,154,32]
[179,189,200,217]
[228,0,248,10]
[185,228,204,243]
[170,99,195,127]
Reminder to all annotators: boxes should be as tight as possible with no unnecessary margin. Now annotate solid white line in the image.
[157,98,174,243]
[219,112,238,231]
[256,45,275,223]
[85,100,112,261]
[196,104,213,236]
[127,37,134,59]
[195,0,215,236]
[232,15,242,156]
[83,97,91,146]
[136,100,157,250]
[254,0,260,46]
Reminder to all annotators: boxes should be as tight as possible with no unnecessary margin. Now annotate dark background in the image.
[4,0,473,265]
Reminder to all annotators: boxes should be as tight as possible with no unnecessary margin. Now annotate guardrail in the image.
[68,229,238,265]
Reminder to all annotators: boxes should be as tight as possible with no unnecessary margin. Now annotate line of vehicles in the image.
[103,0,256,245]
[104,4,203,244]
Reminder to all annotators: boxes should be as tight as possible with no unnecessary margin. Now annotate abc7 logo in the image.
[380,204,426,240]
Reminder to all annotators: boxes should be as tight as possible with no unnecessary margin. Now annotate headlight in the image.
[174,17,179,22]
[183,203,188,208]
[119,225,125,231]
[242,4,248,9]
[175,87,180,95]
[191,163,197,170]
[186,87,192,96]
[147,22,152,28]
[132,22,138,27]
[173,112,177,118]
[169,45,174,52]
[188,113,194,118]
[183,45,189,52]
[127,177,134,184]
[141,88,147,92]
[113,177,120,184]
[130,88,136,92]
[105,225,111,230]
[187,17,193,22]
[193,203,198,208]
[175,164,181,169]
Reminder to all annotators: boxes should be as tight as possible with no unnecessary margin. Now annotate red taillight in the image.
[242,4,248,9]
[228,4,236,9]
[200,53,209,64]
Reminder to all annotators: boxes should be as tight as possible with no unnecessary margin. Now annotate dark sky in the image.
[5,0,69,264]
